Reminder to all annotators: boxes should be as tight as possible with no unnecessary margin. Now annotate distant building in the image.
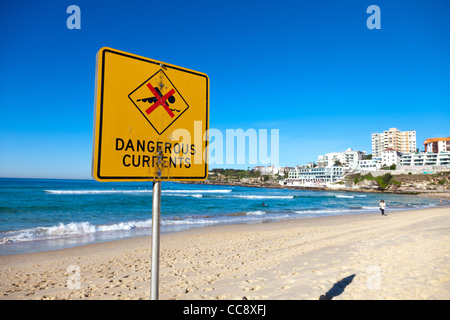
[287,166,344,185]
[266,165,276,175]
[371,128,416,157]
[278,166,293,176]
[400,151,450,167]
[381,148,401,167]
[424,137,450,153]
[306,162,316,168]
[317,148,365,169]
[253,166,266,174]
[356,159,382,172]
[254,165,291,176]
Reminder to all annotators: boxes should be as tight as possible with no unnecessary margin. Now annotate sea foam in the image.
[0,220,152,245]
[45,189,231,195]
[232,195,294,199]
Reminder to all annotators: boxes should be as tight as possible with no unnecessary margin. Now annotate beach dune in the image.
[1,206,449,300]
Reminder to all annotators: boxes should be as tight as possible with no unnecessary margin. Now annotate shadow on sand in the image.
[319,274,356,300]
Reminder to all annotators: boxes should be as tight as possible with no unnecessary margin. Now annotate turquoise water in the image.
[0,178,446,254]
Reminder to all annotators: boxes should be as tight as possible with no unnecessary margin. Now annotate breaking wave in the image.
[334,194,367,199]
[232,195,294,199]
[0,220,152,245]
[45,189,232,195]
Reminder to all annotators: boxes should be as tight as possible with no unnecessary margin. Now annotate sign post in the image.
[151,180,161,300]
[92,47,209,300]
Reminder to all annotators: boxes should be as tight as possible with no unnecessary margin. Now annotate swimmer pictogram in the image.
[137,86,178,117]
[128,70,189,135]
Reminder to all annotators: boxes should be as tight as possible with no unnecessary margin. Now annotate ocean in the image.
[0,178,446,255]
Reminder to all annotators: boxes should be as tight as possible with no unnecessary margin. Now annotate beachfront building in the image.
[356,159,382,172]
[317,148,365,169]
[381,148,401,167]
[287,166,344,186]
[424,137,450,153]
[399,151,450,167]
[371,128,416,157]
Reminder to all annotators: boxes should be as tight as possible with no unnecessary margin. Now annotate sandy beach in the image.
[1,205,449,300]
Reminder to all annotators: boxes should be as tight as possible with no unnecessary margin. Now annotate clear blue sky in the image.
[1,0,449,179]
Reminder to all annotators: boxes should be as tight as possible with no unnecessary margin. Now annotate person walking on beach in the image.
[379,200,386,216]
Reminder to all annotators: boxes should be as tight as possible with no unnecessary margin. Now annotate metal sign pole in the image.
[151,180,161,300]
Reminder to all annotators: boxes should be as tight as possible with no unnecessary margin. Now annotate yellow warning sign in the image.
[92,47,209,182]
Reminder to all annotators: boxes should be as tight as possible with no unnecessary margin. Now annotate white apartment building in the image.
[317,148,365,169]
[381,148,401,167]
[371,128,416,157]
[356,159,382,172]
[287,166,344,185]
[400,151,450,167]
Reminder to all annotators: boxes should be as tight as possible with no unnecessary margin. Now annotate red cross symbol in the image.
[145,84,175,118]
